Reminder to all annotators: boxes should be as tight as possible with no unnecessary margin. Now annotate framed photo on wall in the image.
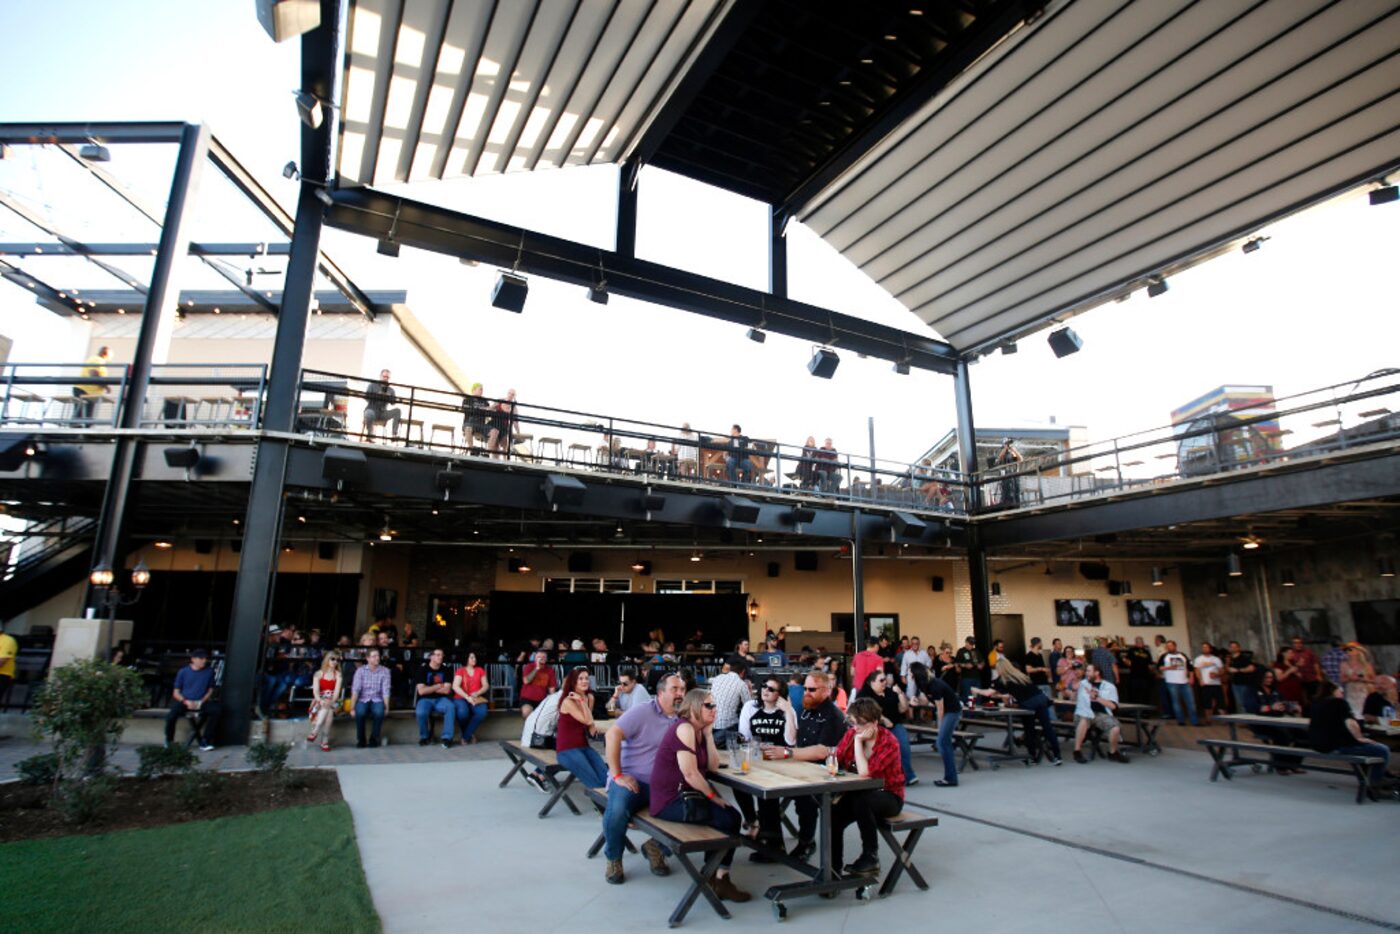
[1127,599,1172,626]
[1055,598,1101,626]
[1278,608,1333,644]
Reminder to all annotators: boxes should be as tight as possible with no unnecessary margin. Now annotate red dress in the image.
[1275,657,1304,704]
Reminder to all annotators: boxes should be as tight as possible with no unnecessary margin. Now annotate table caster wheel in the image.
[772,902,788,921]
[1250,764,1263,774]
[1148,749,1161,757]
[855,884,876,901]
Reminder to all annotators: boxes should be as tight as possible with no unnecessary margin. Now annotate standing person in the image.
[414,648,457,747]
[362,368,402,440]
[830,697,906,878]
[1320,638,1347,686]
[1339,643,1377,717]
[856,670,918,786]
[649,689,751,902]
[1071,663,1129,763]
[707,656,752,750]
[986,639,1004,670]
[900,636,931,697]
[600,674,687,885]
[1152,634,1173,719]
[1274,647,1306,709]
[305,652,343,752]
[1194,642,1225,724]
[1023,637,1052,697]
[1289,637,1323,708]
[932,643,960,695]
[451,651,491,745]
[519,650,558,719]
[911,662,962,787]
[1125,637,1155,706]
[796,435,821,490]
[852,638,884,696]
[72,345,112,422]
[1159,641,1198,726]
[0,620,17,703]
[955,636,982,700]
[1090,638,1120,686]
[557,668,609,790]
[1307,681,1392,799]
[995,437,1022,507]
[674,421,700,477]
[349,649,392,748]
[1048,638,1064,681]
[973,656,1063,765]
[1225,641,1259,713]
[1057,646,1083,699]
[164,649,218,751]
[761,670,847,861]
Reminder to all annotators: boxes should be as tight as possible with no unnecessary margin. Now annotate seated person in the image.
[814,438,839,491]
[795,436,820,489]
[306,652,343,752]
[556,668,608,789]
[606,668,650,715]
[562,640,589,664]
[165,649,218,751]
[460,383,490,448]
[486,388,517,457]
[415,648,457,748]
[1072,663,1129,763]
[452,652,491,744]
[738,677,796,857]
[1361,674,1397,724]
[725,424,753,483]
[519,690,563,792]
[519,650,558,718]
[1309,680,1392,797]
[831,697,905,877]
[349,649,392,749]
[362,368,402,440]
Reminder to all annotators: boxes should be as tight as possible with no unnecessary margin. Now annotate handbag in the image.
[529,732,556,750]
[679,789,711,822]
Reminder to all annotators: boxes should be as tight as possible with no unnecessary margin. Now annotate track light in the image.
[588,282,609,305]
[1151,566,1164,586]
[1242,236,1268,254]
[79,142,111,162]
[1281,568,1296,587]
[377,238,399,257]
[746,328,766,343]
[282,161,299,179]
[314,187,334,207]
[1146,276,1169,298]
[294,90,324,129]
[1380,557,1397,578]
[1216,579,1230,597]
[807,347,840,378]
[1000,341,1017,355]
[492,272,528,313]
[1369,182,1398,206]
[892,360,910,375]
[1226,553,1243,577]
[1047,326,1082,358]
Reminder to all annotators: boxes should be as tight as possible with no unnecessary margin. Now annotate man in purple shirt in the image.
[350,649,393,748]
[600,672,685,885]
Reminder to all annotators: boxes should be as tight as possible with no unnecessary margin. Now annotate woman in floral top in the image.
[831,697,905,878]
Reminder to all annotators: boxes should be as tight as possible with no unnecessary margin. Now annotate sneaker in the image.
[418,738,431,747]
[356,741,368,749]
[605,858,625,885]
[788,838,816,861]
[933,779,958,788]
[1110,751,1130,764]
[843,853,880,877]
[523,771,547,793]
[1073,750,1088,764]
[199,743,215,752]
[710,873,752,903]
[906,776,919,786]
[441,739,455,749]
[642,839,670,877]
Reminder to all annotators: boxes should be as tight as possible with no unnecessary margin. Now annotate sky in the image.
[0,1,1396,469]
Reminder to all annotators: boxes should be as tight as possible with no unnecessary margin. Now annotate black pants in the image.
[165,700,220,744]
[831,789,902,867]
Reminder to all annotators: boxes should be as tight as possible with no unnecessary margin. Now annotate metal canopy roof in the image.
[331,0,1400,354]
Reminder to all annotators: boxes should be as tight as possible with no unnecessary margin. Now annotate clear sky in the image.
[1,1,1396,468]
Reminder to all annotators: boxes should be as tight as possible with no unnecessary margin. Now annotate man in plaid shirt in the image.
[350,648,393,748]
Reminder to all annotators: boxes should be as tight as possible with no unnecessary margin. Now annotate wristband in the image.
[705,790,716,800]
[785,748,793,759]
[608,773,622,784]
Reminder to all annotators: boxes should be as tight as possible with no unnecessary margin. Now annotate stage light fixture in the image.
[1146,276,1169,298]
[1226,552,1243,577]
[588,282,609,305]
[1000,341,1018,355]
[1242,236,1268,253]
[294,90,324,129]
[79,142,111,162]
[492,272,528,313]
[1151,566,1164,586]
[746,328,766,343]
[807,347,840,378]
[1370,183,1398,206]
[377,238,399,257]
[1281,568,1296,587]
[282,161,298,179]
[1047,327,1082,358]
[892,360,910,375]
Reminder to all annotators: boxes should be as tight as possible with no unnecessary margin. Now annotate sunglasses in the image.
[803,685,822,692]
[702,702,717,710]
[761,685,779,692]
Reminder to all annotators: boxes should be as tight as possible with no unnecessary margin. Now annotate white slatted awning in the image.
[799,0,1400,352]
[336,0,734,186]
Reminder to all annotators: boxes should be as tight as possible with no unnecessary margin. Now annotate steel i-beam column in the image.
[954,358,992,651]
[85,122,209,609]
[769,208,788,299]
[851,510,865,650]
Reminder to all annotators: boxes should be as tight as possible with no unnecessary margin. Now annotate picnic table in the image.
[710,758,883,917]
[959,705,1035,768]
[1052,699,1162,755]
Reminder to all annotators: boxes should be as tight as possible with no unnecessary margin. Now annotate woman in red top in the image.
[306,653,343,752]
[451,652,491,744]
[555,668,608,789]
[832,697,905,878]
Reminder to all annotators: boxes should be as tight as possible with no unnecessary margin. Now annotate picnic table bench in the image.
[1196,738,1388,804]
[903,723,986,771]
[498,740,582,818]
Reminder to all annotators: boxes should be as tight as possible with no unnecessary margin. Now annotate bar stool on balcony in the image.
[536,437,563,463]
[567,443,593,467]
[510,432,533,460]
[429,423,456,449]
[402,418,426,446]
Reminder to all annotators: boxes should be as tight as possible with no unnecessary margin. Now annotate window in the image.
[542,577,632,593]
[655,579,743,594]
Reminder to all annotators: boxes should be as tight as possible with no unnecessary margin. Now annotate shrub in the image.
[31,659,146,778]
[246,741,291,773]
[53,774,115,825]
[16,752,60,786]
[136,743,198,780]
[175,769,225,812]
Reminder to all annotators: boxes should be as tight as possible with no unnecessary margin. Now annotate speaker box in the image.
[1107,580,1123,596]
[322,447,369,486]
[568,552,593,573]
[491,272,528,313]
[767,561,780,578]
[230,538,242,553]
[807,348,840,378]
[543,473,586,507]
[318,542,337,561]
[721,494,760,524]
[794,552,818,571]
[931,575,944,592]
[1047,326,1083,358]
[163,446,201,469]
[194,539,214,555]
[1079,561,1111,581]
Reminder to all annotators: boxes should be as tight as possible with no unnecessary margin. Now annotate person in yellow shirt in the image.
[73,345,112,422]
[0,621,18,701]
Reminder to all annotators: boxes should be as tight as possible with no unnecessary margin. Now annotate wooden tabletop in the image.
[1216,712,1398,736]
[962,706,1032,718]
[711,757,882,799]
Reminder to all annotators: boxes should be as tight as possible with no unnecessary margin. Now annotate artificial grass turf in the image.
[0,801,379,932]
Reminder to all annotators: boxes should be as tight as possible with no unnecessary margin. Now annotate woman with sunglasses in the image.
[305,652,343,752]
[650,689,751,902]
[856,670,918,786]
[831,697,905,878]
[738,678,797,857]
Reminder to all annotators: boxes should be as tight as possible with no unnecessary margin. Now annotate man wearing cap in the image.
[166,649,218,751]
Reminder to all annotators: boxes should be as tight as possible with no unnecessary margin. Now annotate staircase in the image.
[0,515,95,620]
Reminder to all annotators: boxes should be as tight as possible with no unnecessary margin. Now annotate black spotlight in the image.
[1146,276,1169,298]
[786,506,816,525]
[435,469,463,498]
[543,473,586,508]
[163,446,201,469]
[1241,236,1267,254]
[377,238,400,257]
[892,360,910,374]
[492,272,528,312]
[1000,341,1018,355]
[1047,327,1082,358]
[720,494,760,524]
[808,348,840,378]
[1369,184,1398,206]
[321,447,369,487]
[890,511,926,539]
[588,283,609,304]
[746,328,766,343]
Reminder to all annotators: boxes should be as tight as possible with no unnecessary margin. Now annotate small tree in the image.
[31,658,146,780]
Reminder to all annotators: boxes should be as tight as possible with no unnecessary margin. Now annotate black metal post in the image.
[967,526,992,654]
[220,0,338,744]
[851,510,865,647]
[769,208,788,298]
[616,161,638,260]
[84,122,209,610]
[954,358,992,651]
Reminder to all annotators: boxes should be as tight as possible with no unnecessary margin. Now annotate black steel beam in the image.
[967,524,992,655]
[769,207,788,299]
[26,288,405,316]
[324,188,959,374]
[0,242,291,257]
[851,509,865,645]
[0,259,86,316]
[978,450,1400,549]
[0,193,150,294]
[0,122,187,145]
[954,359,981,511]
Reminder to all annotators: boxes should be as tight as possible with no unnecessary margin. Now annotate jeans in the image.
[164,700,219,745]
[558,745,609,790]
[1231,684,1257,714]
[1158,680,1175,719]
[936,710,962,784]
[260,671,294,713]
[1334,742,1390,785]
[415,697,456,740]
[364,405,402,437]
[355,700,386,745]
[831,789,902,868]
[655,795,741,867]
[1165,683,1198,725]
[603,779,651,860]
[453,699,489,742]
[891,724,916,782]
[960,674,981,701]
[1018,691,1061,760]
[725,455,752,483]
